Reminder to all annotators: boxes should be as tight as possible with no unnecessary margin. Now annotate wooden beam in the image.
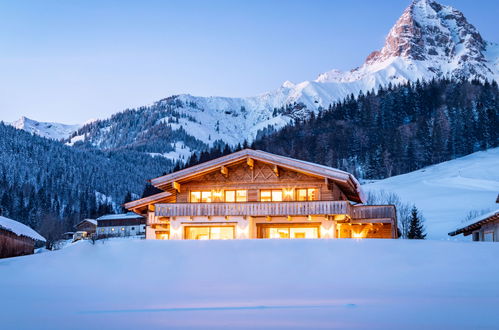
[148,204,155,212]
[220,165,229,177]
[273,165,279,177]
[247,157,254,169]
[173,181,181,193]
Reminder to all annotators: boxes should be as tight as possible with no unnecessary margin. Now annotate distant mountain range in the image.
[7,0,499,162]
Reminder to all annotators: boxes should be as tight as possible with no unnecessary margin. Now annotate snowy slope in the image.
[9,116,81,140]
[1,239,499,329]
[363,148,499,240]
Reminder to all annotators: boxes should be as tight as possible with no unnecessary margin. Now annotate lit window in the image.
[260,189,283,202]
[185,226,234,240]
[295,188,319,201]
[190,191,201,203]
[100,228,104,232]
[236,190,247,202]
[201,191,212,203]
[225,190,235,202]
[272,190,282,202]
[190,191,212,203]
[260,190,272,202]
[111,228,115,231]
[225,190,247,202]
[121,227,125,231]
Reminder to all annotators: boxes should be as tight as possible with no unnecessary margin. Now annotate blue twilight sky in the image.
[0,0,497,124]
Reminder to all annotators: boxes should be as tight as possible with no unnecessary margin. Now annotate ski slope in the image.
[1,239,499,329]
[363,148,499,240]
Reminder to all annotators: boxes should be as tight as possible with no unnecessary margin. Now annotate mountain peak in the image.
[366,0,487,67]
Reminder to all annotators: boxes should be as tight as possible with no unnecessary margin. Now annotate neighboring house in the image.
[96,213,146,237]
[124,149,398,240]
[449,209,499,242]
[74,219,97,236]
[61,232,74,240]
[0,216,46,258]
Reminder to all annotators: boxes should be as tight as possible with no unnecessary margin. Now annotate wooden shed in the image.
[0,216,46,259]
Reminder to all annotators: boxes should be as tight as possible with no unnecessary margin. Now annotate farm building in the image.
[125,149,398,240]
[73,219,97,240]
[449,210,499,242]
[0,216,46,258]
[96,213,146,237]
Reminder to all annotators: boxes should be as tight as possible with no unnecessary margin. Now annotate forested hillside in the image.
[251,79,498,179]
[0,123,173,240]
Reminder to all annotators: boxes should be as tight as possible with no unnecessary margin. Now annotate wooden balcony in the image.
[351,205,396,220]
[155,201,352,218]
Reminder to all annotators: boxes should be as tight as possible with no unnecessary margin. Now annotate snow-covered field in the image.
[1,239,499,329]
[363,148,499,240]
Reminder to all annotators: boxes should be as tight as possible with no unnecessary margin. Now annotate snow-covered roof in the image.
[75,219,97,227]
[96,213,144,221]
[150,149,365,203]
[448,209,499,236]
[0,216,46,242]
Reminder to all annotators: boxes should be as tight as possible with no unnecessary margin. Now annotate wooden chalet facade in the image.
[125,149,397,240]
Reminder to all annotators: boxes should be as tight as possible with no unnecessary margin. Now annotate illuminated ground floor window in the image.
[155,231,169,240]
[184,226,235,240]
[258,224,320,239]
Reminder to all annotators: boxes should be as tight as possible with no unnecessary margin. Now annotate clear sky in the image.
[0,0,497,124]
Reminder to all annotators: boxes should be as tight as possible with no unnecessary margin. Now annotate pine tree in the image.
[407,206,426,239]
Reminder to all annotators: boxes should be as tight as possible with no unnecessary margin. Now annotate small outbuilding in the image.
[96,213,146,238]
[448,210,499,242]
[0,216,46,258]
[74,219,97,236]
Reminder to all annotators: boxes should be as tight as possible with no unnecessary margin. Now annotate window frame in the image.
[224,190,248,203]
[295,188,319,201]
[190,190,213,203]
[260,189,283,202]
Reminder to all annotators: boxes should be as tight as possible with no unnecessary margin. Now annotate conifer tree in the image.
[407,206,426,239]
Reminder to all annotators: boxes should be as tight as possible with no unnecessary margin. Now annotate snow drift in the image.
[1,239,498,329]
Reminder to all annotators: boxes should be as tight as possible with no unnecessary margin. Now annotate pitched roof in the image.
[0,216,46,242]
[75,219,97,228]
[150,149,365,203]
[448,209,499,236]
[96,212,145,221]
[123,191,172,212]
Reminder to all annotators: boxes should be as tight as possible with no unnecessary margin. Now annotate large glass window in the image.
[185,226,235,240]
[263,226,319,239]
[224,190,247,202]
[295,188,319,201]
[190,191,212,203]
[260,189,283,202]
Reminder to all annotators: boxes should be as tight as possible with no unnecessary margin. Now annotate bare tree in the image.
[366,189,416,239]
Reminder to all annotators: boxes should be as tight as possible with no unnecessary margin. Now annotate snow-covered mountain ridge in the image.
[13,0,498,155]
[9,116,81,141]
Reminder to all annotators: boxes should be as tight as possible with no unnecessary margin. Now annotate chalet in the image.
[74,219,97,236]
[0,216,46,258]
[449,196,499,241]
[96,213,146,237]
[125,149,397,240]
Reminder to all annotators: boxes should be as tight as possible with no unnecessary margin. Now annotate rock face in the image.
[365,0,490,78]
[65,0,497,157]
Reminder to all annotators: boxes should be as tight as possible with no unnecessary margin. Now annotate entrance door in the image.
[258,224,320,239]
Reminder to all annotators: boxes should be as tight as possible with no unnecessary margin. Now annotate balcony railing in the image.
[155,201,351,218]
[351,205,396,220]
